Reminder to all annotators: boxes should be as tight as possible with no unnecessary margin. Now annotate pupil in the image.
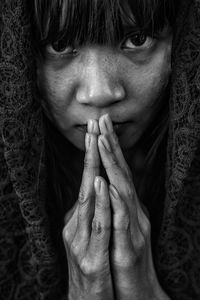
[52,39,67,52]
[131,34,146,46]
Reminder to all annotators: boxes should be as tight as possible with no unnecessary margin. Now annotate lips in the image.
[76,121,131,135]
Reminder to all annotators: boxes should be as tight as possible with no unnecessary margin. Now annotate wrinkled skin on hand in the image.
[63,120,114,300]
[63,115,170,300]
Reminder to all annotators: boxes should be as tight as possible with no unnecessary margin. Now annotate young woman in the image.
[1,0,200,299]
[33,0,176,298]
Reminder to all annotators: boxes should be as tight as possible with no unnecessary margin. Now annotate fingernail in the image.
[100,136,111,152]
[109,185,119,198]
[104,114,113,132]
[95,176,102,193]
[85,133,91,150]
[93,120,99,134]
[88,119,94,133]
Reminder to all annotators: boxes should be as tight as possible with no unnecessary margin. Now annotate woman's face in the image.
[37,26,172,151]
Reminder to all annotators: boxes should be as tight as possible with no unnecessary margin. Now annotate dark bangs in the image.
[33,0,178,50]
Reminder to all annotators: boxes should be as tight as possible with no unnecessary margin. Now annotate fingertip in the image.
[85,132,91,151]
[94,176,108,192]
[93,119,100,135]
[99,114,107,134]
[87,119,100,135]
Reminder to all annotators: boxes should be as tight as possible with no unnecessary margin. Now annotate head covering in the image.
[0,0,200,299]
[156,1,200,299]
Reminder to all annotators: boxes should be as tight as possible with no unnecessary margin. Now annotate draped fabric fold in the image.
[0,1,63,299]
[157,1,200,299]
[0,0,200,299]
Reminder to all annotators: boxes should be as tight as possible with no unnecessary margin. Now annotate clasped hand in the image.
[63,114,169,300]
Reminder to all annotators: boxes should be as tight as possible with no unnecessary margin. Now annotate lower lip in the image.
[76,122,131,135]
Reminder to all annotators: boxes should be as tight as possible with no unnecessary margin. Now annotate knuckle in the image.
[119,203,130,225]
[78,189,85,202]
[92,219,110,235]
[70,240,80,257]
[80,258,97,276]
[121,214,130,230]
[84,157,99,170]
[62,225,71,244]
[105,156,118,169]
[78,189,90,204]
[127,184,134,199]
[113,250,134,269]
[83,157,91,169]
[126,183,134,199]
[114,210,130,230]
[95,197,110,210]
[134,235,146,256]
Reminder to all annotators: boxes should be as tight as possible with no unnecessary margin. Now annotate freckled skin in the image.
[37,32,172,151]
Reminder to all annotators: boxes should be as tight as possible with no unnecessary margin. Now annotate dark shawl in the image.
[0,0,200,299]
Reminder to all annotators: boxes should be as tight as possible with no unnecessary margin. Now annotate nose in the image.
[75,50,125,107]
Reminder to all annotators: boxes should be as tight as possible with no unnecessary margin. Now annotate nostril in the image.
[76,89,88,104]
[75,81,126,106]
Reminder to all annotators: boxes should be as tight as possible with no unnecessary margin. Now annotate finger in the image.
[99,114,150,233]
[88,118,100,135]
[110,185,145,251]
[109,185,136,263]
[63,202,79,247]
[77,119,100,238]
[99,114,130,175]
[98,113,142,217]
[98,114,136,201]
[98,132,135,207]
[88,176,111,256]
[64,201,79,225]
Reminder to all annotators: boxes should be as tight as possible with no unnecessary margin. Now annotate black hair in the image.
[33,0,178,53]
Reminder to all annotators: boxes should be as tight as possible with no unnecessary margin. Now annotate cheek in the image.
[37,66,76,117]
[125,48,171,110]
[139,65,170,109]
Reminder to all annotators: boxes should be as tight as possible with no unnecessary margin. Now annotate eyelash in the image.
[121,33,156,50]
[45,44,78,56]
[45,32,157,56]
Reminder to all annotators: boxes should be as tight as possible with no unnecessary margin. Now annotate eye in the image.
[121,33,155,50]
[46,40,78,56]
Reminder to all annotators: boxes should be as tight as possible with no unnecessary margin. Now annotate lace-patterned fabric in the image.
[0,0,63,299]
[156,1,200,299]
[0,0,200,299]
